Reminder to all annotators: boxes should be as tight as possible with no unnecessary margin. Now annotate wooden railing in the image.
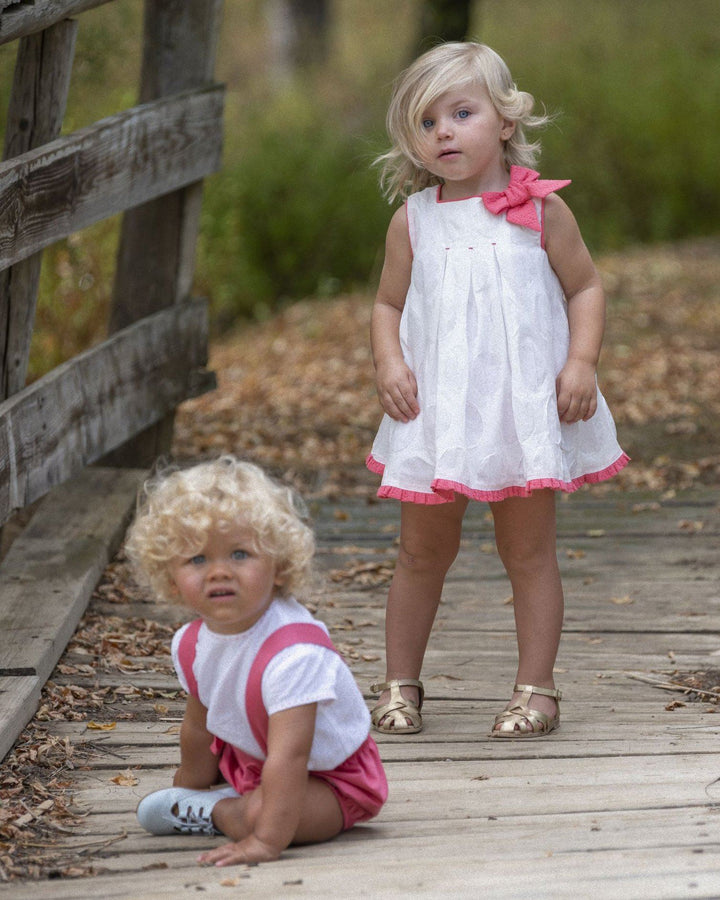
[0,0,225,526]
[0,0,225,759]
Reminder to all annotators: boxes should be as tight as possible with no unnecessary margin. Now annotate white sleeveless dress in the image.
[367,173,628,504]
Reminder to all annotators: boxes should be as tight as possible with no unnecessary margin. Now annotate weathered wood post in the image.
[107,0,223,466]
[0,0,224,524]
[0,19,78,400]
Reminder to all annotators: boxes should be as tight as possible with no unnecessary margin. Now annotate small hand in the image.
[376,359,419,423]
[556,359,598,424]
[198,834,281,867]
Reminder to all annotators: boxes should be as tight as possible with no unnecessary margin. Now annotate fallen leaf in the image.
[111,770,139,787]
[86,721,117,731]
[610,595,634,605]
[678,519,704,532]
[665,700,686,710]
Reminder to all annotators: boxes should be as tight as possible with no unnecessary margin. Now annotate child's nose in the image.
[437,117,453,139]
[207,559,231,578]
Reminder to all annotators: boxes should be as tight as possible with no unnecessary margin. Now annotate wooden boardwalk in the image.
[2,488,720,898]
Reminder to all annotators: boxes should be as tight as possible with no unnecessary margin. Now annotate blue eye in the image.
[457,109,470,119]
[421,118,434,129]
[189,554,206,565]
[231,549,249,561]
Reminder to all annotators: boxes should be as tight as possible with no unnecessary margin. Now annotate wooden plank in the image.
[0,674,41,761]
[45,804,719,853]
[0,1,111,45]
[0,466,145,684]
[0,19,77,399]
[70,751,720,818]
[0,467,145,762]
[2,847,717,900]
[0,300,212,524]
[0,85,224,270]
[61,732,720,768]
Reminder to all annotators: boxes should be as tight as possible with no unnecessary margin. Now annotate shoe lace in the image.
[173,803,217,835]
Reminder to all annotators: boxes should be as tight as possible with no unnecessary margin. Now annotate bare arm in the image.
[173,694,220,789]
[544,194,606,423]
[198,703,319,865]
[370,205,419,422]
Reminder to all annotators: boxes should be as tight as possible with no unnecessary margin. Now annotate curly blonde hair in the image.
[125,456,315,604]
[376,42,552,202]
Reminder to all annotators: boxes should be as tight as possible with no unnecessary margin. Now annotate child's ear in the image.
[500,120,515,141]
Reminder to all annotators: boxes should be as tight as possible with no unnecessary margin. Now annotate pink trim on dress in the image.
[366,453,630,505]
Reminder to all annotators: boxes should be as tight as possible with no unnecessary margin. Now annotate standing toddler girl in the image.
[367,42,628,738]
[126,456,387,866]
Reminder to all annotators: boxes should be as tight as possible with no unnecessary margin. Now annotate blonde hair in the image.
[376,42,551,202]
[125,456,315,604]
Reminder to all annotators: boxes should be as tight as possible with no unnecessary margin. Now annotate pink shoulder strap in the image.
[245,623,337,755]
[176,618,203,698]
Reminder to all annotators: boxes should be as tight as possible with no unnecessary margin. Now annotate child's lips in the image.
[208,587,236,601]
[439,148,460,159]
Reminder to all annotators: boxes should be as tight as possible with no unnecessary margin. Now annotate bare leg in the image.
[375,495,468,726]
[489,490,564,730]
[211,776,343,845]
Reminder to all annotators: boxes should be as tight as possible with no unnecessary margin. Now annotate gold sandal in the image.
[490,683,561,739]
[370,679,424,734]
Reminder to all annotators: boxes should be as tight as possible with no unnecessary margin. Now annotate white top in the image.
[369,184,626,503]
[172,598,370,770]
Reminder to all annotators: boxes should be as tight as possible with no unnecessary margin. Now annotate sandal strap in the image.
[370,678,424,707]
[514,683,562,701]
[370,678,424,733]
[494,704,554,732]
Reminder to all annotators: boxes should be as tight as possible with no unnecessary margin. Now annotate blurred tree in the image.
[416,0,474,53]
[266,0,330,78]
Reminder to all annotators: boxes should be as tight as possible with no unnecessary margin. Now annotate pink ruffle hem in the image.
[366,452,630,505]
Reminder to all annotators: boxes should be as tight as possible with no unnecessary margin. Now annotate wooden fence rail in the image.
[0,86,224,272]
[0,0,224,521]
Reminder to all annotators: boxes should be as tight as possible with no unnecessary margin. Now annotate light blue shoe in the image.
[136,784,239,835]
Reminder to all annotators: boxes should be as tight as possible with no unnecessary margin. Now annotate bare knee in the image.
[495,534,558,581]
[397,532,460,576]
[212,791,260,840]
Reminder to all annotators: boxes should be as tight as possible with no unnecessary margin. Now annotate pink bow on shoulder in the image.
[482,166,571,231]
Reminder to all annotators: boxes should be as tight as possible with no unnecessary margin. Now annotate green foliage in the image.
[2,0,719,358]
[482,0,720,250]
[196,98,390,324]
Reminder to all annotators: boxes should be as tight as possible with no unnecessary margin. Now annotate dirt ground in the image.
[173,235,720,499]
